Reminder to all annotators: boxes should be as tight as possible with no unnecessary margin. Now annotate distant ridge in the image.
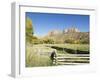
[43,27,89,44]
[47,27,80,36]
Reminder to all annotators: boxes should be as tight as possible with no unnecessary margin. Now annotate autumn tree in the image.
[26,17,34,43]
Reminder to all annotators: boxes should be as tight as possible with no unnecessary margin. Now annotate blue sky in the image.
[26,12,89,37]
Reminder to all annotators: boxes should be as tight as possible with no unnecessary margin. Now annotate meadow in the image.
[26,43,89,67]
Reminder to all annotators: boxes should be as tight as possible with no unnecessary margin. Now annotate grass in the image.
[26,44,54,67]
[26,43,89,67]
[44,44,89,52]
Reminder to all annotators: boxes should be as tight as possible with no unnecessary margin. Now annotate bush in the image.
[80,39,89,44]
[64,38,89,44]
[64,38,75,44]
[43,39,55,44]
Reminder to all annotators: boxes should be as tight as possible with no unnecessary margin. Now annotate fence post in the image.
[50,49,57,65]
[54,50,57,65]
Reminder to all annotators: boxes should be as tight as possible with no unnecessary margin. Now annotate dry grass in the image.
[26,44,53,67]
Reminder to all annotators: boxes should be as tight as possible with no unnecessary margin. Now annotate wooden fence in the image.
[52,53,89,65]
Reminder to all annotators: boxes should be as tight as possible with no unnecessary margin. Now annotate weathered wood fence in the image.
[31,46,89,65]
[52,52,89,65]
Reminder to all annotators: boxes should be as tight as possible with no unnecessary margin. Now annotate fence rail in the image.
[30,47,90,65]
[52,53,89,65]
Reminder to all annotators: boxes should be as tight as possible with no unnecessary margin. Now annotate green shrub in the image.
[64,38,75,44]
[43,39,55,44]
[64,38,89,44]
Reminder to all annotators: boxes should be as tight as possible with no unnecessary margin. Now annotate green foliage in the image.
[46,44,89,52]
[26,17,34,35]
[64,38,89,44]
[43,38,55,44]
[64,38,74,44]
[80,39,89,44]
[26,17,36,43]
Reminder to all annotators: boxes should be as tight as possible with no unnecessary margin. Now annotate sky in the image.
[26,12,89,37]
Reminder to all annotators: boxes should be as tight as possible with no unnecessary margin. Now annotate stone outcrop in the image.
[48,27,80,36]
[63,27,80,33]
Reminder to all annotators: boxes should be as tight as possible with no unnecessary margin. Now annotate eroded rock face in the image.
[66,27,80,33]
[47,30,62,36]
[48,27,80,36]
[44,27,89,44]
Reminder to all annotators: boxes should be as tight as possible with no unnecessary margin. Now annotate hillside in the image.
[43,27,89,44]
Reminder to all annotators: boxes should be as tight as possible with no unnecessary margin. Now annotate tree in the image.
[26,17,34,35]
[26,17,34,43]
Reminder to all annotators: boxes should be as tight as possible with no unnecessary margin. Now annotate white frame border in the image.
[11,2,97,78]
